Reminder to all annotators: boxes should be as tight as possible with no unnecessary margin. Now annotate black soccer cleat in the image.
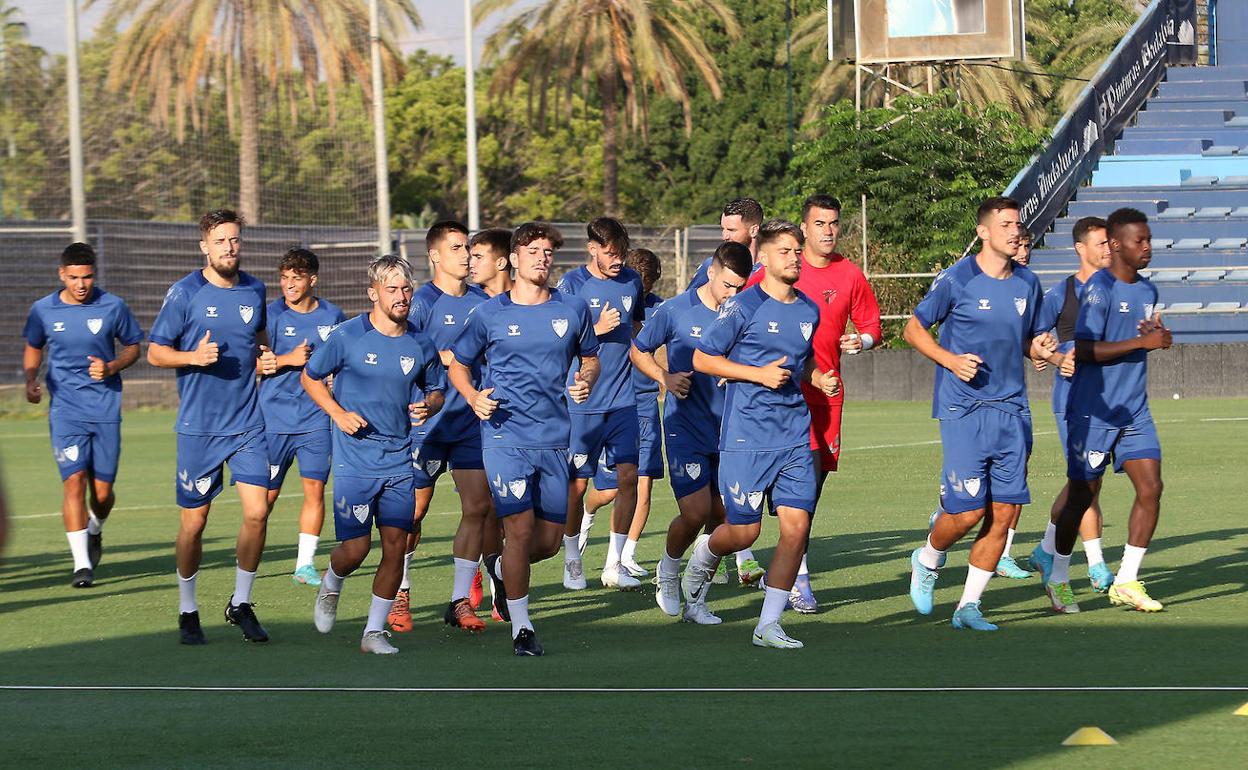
[224,598,270,643]
[512,628,543,657]
[179,611,206,645]
[87,531,102,569]
[71,567,94,588]
[483,553,510,622]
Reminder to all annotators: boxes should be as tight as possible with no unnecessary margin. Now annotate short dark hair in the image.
[1072,216,1108,245]
[976,196,1020,225]
[625,248,661,288]
[511,222,564,253]
[722,198,764,226]
[60,242,96,267]
[755,218,805,249]
[711,241,753,280]
[199,208,244,235]
[587,216,630,254]
[279,248,319,275]
[470,228,512,260]
[801,194,842,220]
[1107,207,1149,238]
[426,220,469,253]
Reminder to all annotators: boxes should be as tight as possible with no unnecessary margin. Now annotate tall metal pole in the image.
[65,0,86,242]
[369,0,391,254]
[464,0,481,231]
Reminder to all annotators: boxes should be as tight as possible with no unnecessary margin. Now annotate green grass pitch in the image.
[2,399,1246,767]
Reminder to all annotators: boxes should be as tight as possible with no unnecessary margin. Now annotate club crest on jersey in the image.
[964,477,982,498]
[444,313,456,325]
[352,504,370,523]
[800,322,813,340]
[365,352,378,365]
[977,299,992,311]
[822,289,838,305]
[573,453,589,469]
[621,296,634,312]
[269,464,280,480]
[493,474,508,497]
[206,306,219,318]
[1014,297,1027,316]
[194,476,212,496]
[53,321,66,332]
[508,479,527,499]
[690,325,702,338]
[551,318,569,337]
[767,321,780,334]
[747,491,764,511]
[1087,450,1107,469]
[685,463,702,481]
[589,297,601,309]
[507,324,521,337]
[1118,301,1130,314]
[87,318,103,335]
[317,325,334,341]
[399,355,415,375]
[239,305,254,324]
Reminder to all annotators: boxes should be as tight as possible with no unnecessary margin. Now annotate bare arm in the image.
[88,342,141,381]
[693,350,789,390]
[301,370,368,434]
[409,390,445,426]
[902,315,981,383]
[802,357,841,396]
[148,330,218,369]
[567,355,601,404]
[449,358,498,420]
[629,344,691,398]
[23,344,43,403]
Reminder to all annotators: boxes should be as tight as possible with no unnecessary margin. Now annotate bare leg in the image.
[234,483,271,572]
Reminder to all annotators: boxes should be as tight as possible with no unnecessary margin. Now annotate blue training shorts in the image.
[49,417,121,483]
[266,429,331,489]
[570,406,640,479]
[718,446,816,525]
[175,427,270,508]
[666,444,718,501]
[1065,416,1161,481]
[483,447,572,524]
[594,408,665,489]
[412,432,485,489]
[332,474,416,541]
[938,406,1031,514]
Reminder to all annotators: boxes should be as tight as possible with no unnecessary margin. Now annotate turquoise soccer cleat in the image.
[1027,543,1054,584]
[995,554,1032,580]
[951,601,999,631]
[909,547,939,616]
[292,564,322,587]
[1087,562,1115,593]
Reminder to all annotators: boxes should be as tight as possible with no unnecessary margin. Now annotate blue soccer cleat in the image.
[1087,562,1115,593]
[909,548,940,616]
[951,602,999,631]
[1028,543,1054,584]
[995,554,1031,580]
[788,574,818,614]
[292,564,322,587]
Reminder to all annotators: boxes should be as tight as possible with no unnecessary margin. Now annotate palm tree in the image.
[90,0,421,223]
[477,0,740,216]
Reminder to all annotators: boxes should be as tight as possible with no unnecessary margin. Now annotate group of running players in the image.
[22,193,1171,655]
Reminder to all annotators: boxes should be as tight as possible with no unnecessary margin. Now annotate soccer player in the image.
[305,255,445,654]
[578,247,664,577]
[259,248,346,587]
[449,222,600,656]
[903,196,1054,632]
[687,198,765,290]
[469,228,515,298]
[635,242,751,623]
[395,221,491,634]
[683,219,838,649]
[557,217,646,591]
[1026,218,1115,592]
[1045,208,1171,614]
[23,242,143,587]
[148,209,278,645]
[1012,231,1033,267]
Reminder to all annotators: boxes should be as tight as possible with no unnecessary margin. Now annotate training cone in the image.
[1062,727,1118,746]
[1234,703,1248,716]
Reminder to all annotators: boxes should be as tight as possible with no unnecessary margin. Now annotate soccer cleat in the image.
[951,602,999,631]
[752,622,803,649]
[1088,562,1115,594]
[995,554,1032,580]
[1045,581,1081,614]
[87,531,102,569]
[313,581,339,633]
[681,536,714,607]
[1108,580,1163,612]
[291,564,322,587]
[179,611,206,645]
[655,566,682,617]
[444,598,486,633]
[711,559,729,585]
[387,588,413,633]
[225,599,270,643]
[491,605,504,623]
[469,568,484,610]
[909,547,939,616]
[484,554,510,622]
[620,557,650,579]
[1028,543,1054,584]
[737,559,766,586]
[360,629,399,655]
[682,600,722,625]
[563,558,588,591]
[71,567,94,588]
[928,510,941,531]
[789,575,818,614]
[513,628,544,656]
[601,562,642,590]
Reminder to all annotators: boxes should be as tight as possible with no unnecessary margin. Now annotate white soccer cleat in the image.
[313,579,339,633]
[359,629,399,655]
[751,622,804,649]
[682,600,722,625]
[601,562,641,590]
[563,558,588,591]
[655,566,682,616]
[682,534,714,605]
[620,557,650,578]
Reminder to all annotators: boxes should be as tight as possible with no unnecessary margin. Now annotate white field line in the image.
[0,685,1246,694]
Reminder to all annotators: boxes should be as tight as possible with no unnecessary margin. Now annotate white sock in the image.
[507,595,532,638]
[691,538,718,572]
[1082,537,1105,566]
[364,594,393,634]
[451,557,477,602]
[1116,544,1147,584]
[399,550,414,591]
[578,511,596,552]
[323,566,344,593]
[233,565,257,606]
[66,528,90,571]
[87,513,103,536]
[735,548,756,569]
[957,566,994,608]
[563,534,580,563]
[756,586,790,633]
[797,553,810,577]
[1041,522,1057,555]
[621,537,639,565]
[1051,551,1072,584]
[296,533,319,569]
[1004,528,1016,557]
[659,552,681,576]
[918,536,945,570]
[177,570,198,614]
[606,531,626,568]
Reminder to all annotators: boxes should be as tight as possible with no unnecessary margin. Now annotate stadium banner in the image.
[1007,96,1104,240]
[1093,0,1180,143]
[1168,0,1198,66]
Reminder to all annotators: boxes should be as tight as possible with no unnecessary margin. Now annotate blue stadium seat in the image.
[1210,237,1247,248]
[1188,269,1229,281]
[1157,206,1197,218]
[1226,269,1248,281]
[1149,270,1192,283]
[1138,109,1233,128]
[1194,206,1233,217]
[1203,145,1240,156]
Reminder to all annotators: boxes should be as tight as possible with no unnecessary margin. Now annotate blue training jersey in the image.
[408,281,490,444]
[1037,274,1088,416]
[556,265,644,413]
[304,313,445,478]
[149,270,268,436]
[451,289,600,450]
[913,255,1046,420]
[1067,268,1159,427]
[259,298,346,434]
[23,288,144,424]
[631,292,664,412]
[635,288,726,454]
[697,284,820,452]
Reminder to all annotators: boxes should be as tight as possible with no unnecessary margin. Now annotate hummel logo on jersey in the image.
[283,326,295,337]
[747,491,764,511]
[317,325,334,341]
[690,325,702,338]
[508,479,527,499]
[507,324,521,337]
[269,464,280,480]
[767,321,780,334]
[589,297,601,309]
[964,477,982,498]
[1087,450,1107,469]
[551,318,569,337]
[206,306,218,317]
[1014,297,1027,316]
[400,355,415,375]
[728,481,746,507]
[978,299,992,311]
[493,474,508,497]
[352,504,370,523]
[1144,303,1155,318]
[180,469,194,493]
[412,447,420,462]
[335,496,347,514]
[87,318,103,335]
[573,453,589,469]
[239,305,255,323]
[444,314,456,325]
[800,322,813,340]
[685,463,702,481]
[53,321,66,332]
[1118,301,1130,314]
[365,352,378,365]
[621,296,633,312]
